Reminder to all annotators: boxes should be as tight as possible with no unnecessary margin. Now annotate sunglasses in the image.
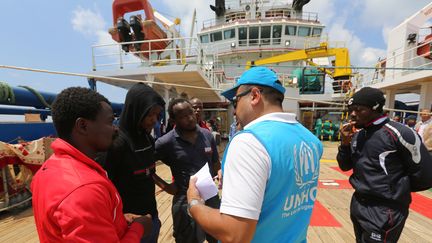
[232,88,262,109]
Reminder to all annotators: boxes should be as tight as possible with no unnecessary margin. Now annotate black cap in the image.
[348,87,385,111]
[406,115,417,120]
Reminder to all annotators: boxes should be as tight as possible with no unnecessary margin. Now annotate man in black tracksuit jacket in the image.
[337,87,432,243]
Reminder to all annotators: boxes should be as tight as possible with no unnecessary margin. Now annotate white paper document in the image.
[192,163,218,201]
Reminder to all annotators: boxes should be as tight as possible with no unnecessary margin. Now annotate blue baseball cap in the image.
[221,67,286,101]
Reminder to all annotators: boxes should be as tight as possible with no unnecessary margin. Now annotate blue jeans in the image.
[140,217,161,243]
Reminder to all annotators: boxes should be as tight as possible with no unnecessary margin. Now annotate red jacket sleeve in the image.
[53,183,144,243]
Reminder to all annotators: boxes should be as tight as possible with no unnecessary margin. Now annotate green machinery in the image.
[314,119,340,141]
[291,67,324,94]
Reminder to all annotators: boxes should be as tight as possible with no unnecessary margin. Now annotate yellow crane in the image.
[246,42,352,82]
[245,42,353,140]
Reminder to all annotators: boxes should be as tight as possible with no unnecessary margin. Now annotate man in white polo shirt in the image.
[186,66,323,243]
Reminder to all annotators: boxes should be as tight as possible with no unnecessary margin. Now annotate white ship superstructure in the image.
[359,2,432,116]
[89,0,354,132]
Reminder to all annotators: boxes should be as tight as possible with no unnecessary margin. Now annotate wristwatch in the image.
[187,198,204,217]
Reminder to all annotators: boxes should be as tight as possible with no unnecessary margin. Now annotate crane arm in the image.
[305,60,333,76]
[246,42,351,79]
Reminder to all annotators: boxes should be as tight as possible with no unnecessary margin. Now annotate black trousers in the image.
[350,194,409,243]
[172,194,220,243]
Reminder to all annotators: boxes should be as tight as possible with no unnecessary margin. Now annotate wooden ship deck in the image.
[0,141,431,242]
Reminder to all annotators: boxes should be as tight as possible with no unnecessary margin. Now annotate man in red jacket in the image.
[31,87,152,242]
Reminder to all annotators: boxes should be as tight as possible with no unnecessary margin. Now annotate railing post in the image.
[91,47,96,71]
[119,44,124,69]
[149,41,152,64]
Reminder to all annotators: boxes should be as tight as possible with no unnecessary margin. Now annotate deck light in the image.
[285,40,291,46]
[231,42,236,48]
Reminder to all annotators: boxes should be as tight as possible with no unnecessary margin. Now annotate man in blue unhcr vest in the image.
[187,66,323,242]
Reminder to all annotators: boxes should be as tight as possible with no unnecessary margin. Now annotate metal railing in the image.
[359,37,432,87]
[303,36,325,49]
[229,73,297,89]
[91,37,200,70]
[199,59,226,91]
[91,36,228,94]
[202,10,319,29]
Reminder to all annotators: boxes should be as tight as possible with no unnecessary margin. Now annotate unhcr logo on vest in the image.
[294,142,320,188]
[282,142,320,218]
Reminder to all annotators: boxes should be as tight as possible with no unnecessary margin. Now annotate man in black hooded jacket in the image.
[105,83,176,243]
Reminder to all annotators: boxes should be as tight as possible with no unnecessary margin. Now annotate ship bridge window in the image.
[285,25,297,36]
[312,28,322,37]
[224,29,236,39]
[273,25,282,45]
[298,26,311,37]
[249,26,259,46]
[239,27,247,46]
[261,26,271,45]
[200,34,209,43]
[210,32,223,42]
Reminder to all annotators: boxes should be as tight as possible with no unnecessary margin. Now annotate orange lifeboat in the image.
[109,0,168,59]
[417,33,432,60]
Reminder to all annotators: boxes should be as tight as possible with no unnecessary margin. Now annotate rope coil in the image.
[0,82,16,104]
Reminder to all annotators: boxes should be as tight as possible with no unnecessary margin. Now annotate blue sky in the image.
[0,0,431,104]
